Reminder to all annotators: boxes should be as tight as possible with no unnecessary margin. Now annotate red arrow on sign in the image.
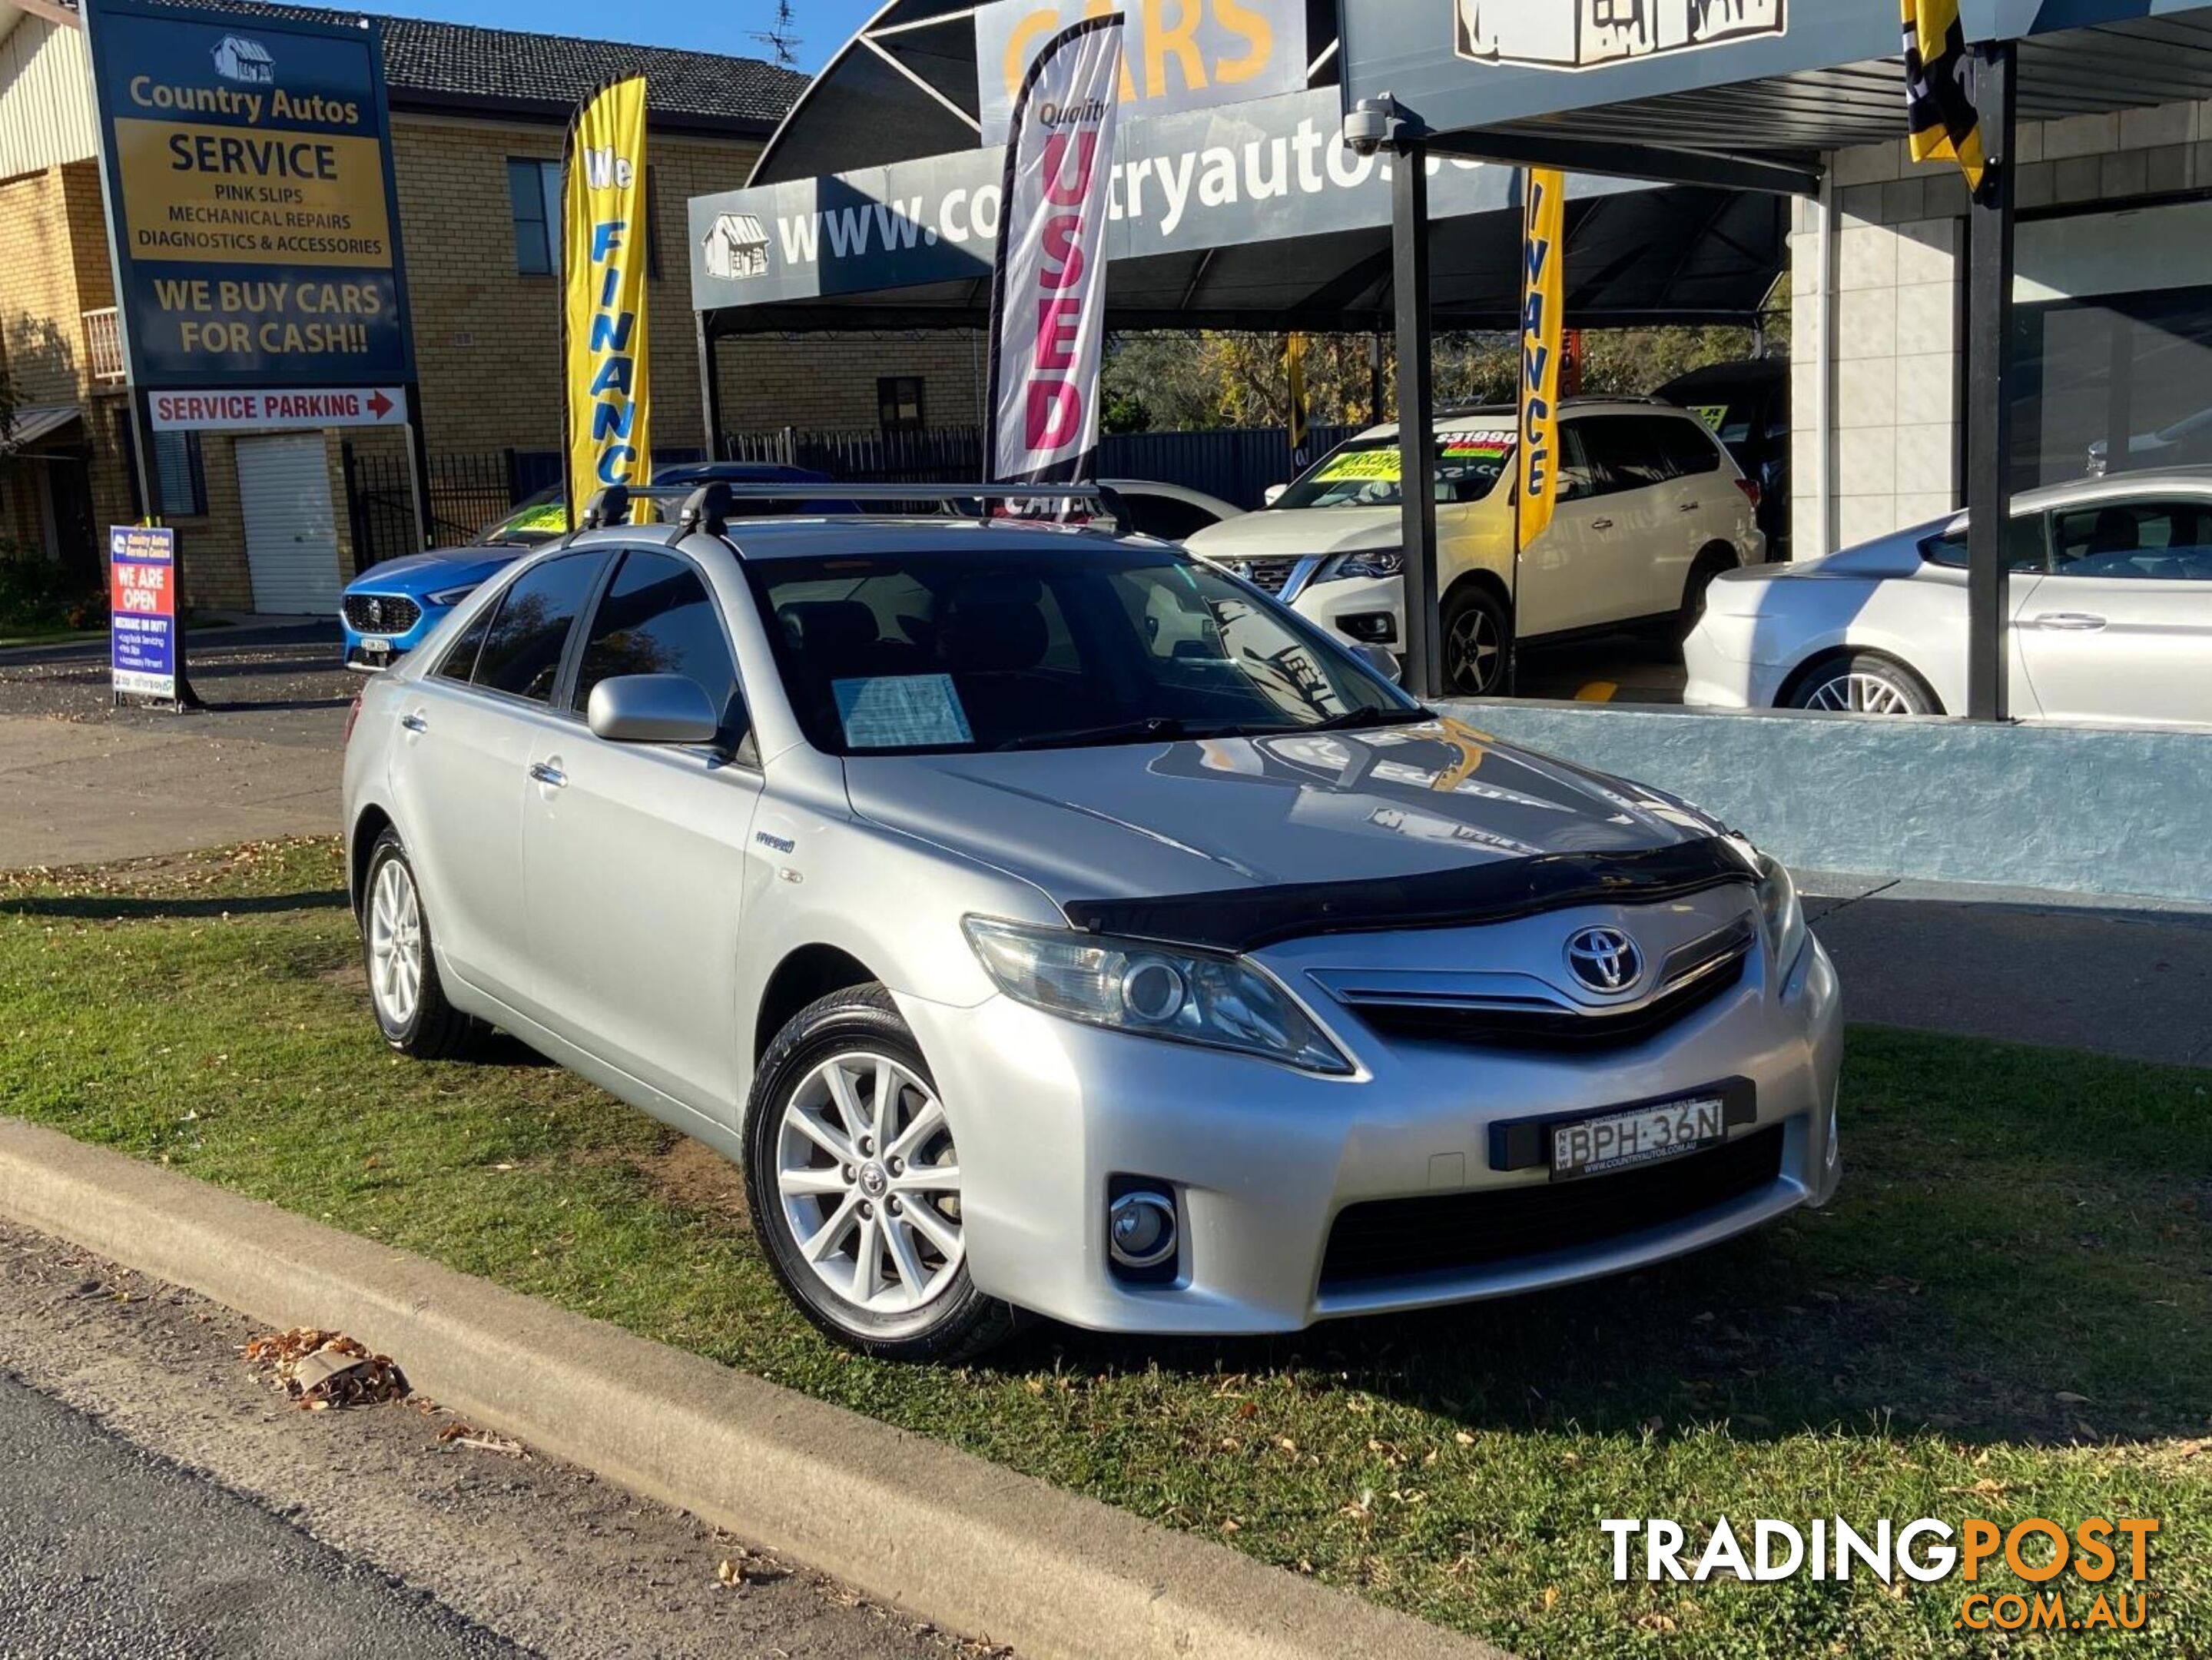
[366,390,393,419]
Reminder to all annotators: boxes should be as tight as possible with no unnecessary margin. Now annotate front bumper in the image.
[1290,573,1405,652]
[900,924,1842,1336]
[340,609,439,672]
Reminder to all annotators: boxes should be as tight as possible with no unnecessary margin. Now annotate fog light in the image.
[1108,1190,1178,1270]
[1341,611,1397,644]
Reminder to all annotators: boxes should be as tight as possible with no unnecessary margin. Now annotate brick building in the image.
[0,0,983,612]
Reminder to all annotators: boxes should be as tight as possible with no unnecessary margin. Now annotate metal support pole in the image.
[402,387,433,552]
[1368,330,1387,428]
[1391,144,1440,702]
[1965,41,2017,723]
[696,312,725,460]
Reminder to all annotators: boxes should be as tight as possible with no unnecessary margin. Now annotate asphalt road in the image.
[0,1221,998,1660]
[0,1372,518,1660]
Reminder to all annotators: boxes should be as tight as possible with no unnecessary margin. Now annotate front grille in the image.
[1229,557,1298,595]
[343,593,422,634]
[1320,1125,1786,1287]
[1335,915,1755,1053]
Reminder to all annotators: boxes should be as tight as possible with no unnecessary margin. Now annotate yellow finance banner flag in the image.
[1517,168,1566,553]
[562,75,650,526]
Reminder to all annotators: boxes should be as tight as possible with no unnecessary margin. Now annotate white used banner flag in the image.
[984,14,1125,490]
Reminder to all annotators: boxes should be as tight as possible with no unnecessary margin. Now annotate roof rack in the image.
[579,481,1133,537]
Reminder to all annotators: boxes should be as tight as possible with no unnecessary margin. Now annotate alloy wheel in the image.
[1446,606,1502,695]
[367,858,424,1028]
[1802,672,1919,715]
[774,1052,964,1318]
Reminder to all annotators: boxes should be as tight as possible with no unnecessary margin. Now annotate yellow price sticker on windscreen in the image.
[1690,404,1729,433]
[1315,450,1403,483]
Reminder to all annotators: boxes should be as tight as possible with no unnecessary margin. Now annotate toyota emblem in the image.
[1564,927,1643,994]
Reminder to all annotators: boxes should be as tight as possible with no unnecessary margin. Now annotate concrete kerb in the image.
[0,1118,1507,1660]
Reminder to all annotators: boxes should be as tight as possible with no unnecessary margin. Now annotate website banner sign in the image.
[84,0,415,389]
[692,89,1648,314]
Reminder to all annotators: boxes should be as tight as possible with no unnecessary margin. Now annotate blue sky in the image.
[393,0,878,71]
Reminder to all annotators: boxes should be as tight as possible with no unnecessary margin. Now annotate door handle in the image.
[1677,501,1701,513]
[2034,613,2108,632]
[1590,517,1615,531]
[528,761,569,788]
[400,712,427,733]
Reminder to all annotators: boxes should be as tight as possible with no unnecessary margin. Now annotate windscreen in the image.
[749,547,1418,757]
[1273,430,1517,511]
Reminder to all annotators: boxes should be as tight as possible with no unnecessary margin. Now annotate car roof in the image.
[708,516,1163,563]
[1656,358,1788,397]
[1351,397,1703,444]
[2005,464,2212,513]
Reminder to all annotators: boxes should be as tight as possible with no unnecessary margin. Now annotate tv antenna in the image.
[750,1,800,68]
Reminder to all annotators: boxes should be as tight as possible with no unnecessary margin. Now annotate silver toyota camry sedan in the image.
[343,483,1842,1362]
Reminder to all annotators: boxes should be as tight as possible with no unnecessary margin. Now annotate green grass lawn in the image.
[3,840,2206,1658]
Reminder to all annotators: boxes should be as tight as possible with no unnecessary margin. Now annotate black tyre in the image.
[360,828,476,1059]
[745,984,1018,1363]
[1676,544,1740,639]
[1440,583,1511,697]
[1784,652,1940,716]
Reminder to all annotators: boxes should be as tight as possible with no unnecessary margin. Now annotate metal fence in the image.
[341,447,549,573]
[725,423,1355,510]
[343,422,1351,571]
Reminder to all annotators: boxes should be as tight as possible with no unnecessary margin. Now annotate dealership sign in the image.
[148,385,408,431]
[109,525,177,701]
[82,0,416,389]
[973,0,1306,144]
[691,88,1650,313]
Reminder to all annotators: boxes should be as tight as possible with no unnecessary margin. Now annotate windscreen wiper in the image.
[994,716,1195,752]
[1302,706,1431,733]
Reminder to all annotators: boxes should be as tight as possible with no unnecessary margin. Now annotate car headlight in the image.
[1754,852,1808,980]
[1318,548,1404,583]
[963,918,1352,1074]
[425,584,481,607]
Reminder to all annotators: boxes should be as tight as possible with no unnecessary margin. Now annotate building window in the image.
[511,158,662,279]
[509,158,562,275]
[153,431,206,517]
[878,377,927,436]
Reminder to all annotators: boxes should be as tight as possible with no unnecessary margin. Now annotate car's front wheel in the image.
[1785,652,1939,716]
[1441,583,1511,697]
[745,984,1018,1362]
[360,828,476,1058]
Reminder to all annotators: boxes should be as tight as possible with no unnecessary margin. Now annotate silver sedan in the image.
[343,496,1842,1361]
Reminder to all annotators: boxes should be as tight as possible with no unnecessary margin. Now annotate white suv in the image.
[1185,400,1766,696]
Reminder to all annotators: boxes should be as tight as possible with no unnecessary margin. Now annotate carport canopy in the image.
[1329,0,2212,712]
[685,1,1788,338]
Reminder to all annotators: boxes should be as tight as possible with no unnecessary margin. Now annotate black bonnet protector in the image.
[1062,838,1756,954]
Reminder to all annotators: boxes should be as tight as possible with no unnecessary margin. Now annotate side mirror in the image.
[587,674,721,745]
[1351,642,1403,685]
[1262,483,1289,507]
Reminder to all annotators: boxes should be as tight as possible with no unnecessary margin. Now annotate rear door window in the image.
[1919,516,2051,571]
[1651,416,1725,476]
[2048,500,2212,580]
[1570,416,1674,496]
[470,551,605,703]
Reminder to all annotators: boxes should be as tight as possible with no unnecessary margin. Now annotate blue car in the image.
[340,463,837,670]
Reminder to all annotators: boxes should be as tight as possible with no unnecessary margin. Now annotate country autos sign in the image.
[689,88,1652,313]
[81,0,416,389]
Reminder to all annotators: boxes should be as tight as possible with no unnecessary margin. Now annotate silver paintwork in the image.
[345,516,1842,1336]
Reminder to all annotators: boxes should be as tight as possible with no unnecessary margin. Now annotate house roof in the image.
[58,0,808,134]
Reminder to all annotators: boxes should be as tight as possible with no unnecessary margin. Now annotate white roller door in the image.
[236,433,341,614]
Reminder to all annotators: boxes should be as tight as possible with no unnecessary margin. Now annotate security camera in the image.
[1344,95,1403,158]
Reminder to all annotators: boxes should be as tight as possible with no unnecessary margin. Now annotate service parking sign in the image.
[110,526,178,701]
